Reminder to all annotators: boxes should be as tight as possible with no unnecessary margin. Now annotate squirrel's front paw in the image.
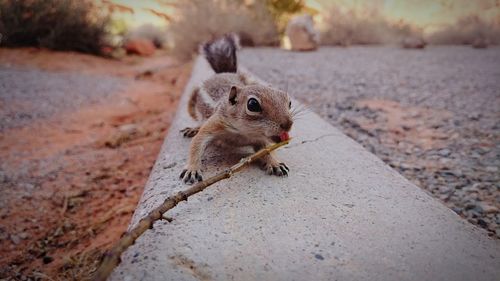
[263,162,290,177]
[179,168,203,184]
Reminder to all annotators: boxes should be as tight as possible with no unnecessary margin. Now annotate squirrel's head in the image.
[223,84,293,143]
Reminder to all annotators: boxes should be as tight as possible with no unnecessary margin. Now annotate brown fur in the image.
[180,72,293,183]
[202,73,248,103]
[180,35,293,184]
[187,87,199,120]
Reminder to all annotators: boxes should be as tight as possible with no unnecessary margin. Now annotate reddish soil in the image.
[355,99,455,151]
[0,48,192,280]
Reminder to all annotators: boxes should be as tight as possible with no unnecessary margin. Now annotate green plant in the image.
[0,0,110,55]
[266,0,305,33]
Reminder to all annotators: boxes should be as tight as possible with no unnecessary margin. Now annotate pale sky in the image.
[102,0,173,27]
[308,0,499,32]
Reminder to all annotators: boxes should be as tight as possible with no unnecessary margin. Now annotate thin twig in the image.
[92,140,289,281]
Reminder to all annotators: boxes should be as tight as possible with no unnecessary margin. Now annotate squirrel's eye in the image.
[247,98,262,112]
[289,101,292,109]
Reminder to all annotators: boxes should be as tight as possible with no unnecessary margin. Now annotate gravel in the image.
[240,46,500,238]
[0,66,129,131]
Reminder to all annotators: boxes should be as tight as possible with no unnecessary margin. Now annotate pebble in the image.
[0,171,7,183]
[465,201,478,211]
[467,113,481,121]
[451,207,462,215]
[439,186,451,194]
[438,148,451,157]
[241,47,500,238]
[119,123,139,134]
[42,256,54,264]
[314,254,324,260]
[477,203,498,214]
[19,183,35,190]
[477,219,488,228]
[485,166,498,173]
[10,234,21,245]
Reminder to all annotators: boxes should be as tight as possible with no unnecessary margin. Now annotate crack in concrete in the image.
[285,133,337,149]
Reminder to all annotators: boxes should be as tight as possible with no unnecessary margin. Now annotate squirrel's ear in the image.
[229,86,238,105]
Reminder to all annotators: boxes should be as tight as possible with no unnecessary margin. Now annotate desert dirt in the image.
[1,45,499,280]
[0,48,192,280]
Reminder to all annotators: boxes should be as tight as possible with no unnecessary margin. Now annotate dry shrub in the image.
[267,0,306,34]
[319,6,420,46]
[427,15,500,45]
[0,0,110,55]
[58,249,103,281]
[167,0,280,60]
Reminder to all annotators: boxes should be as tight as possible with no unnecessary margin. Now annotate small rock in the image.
[471,205,484,215]
[477,202,498,214]
[163,162,177,170]
[471,183,484,190]
[18,232,30,240]
[402,37,426,49]
[42,256,54,264]
[465,201,477,210]
[314,254,324,260]
[123,38,156,56]
[485,166,498,173]
[10,234,21,245]
[472,38,489,49]
[467,192,480,201]
[126,24,167,48]
[0,229,8,240]
[285,15,319,51]
[119,123,138,134]
[439,193,450,201]
[0,171,7,183]
[399,163,413,170]
[468,113,481,121]
[438,186,451,194]
[477,218,488,228]
[438,148,451,157]
[21,193,32,200]
[451,207,462,215]
[19,183,35,190]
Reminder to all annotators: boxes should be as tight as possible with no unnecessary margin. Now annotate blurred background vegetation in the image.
[0,0,110,54]
[0,0,499,58]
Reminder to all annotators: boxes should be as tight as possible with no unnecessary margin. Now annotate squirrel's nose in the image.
[280,120,293,131]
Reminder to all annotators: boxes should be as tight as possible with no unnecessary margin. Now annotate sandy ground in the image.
[0,48,192,280]
[241,46,500,238]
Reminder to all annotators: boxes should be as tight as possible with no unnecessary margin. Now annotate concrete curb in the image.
[109,56,499,281]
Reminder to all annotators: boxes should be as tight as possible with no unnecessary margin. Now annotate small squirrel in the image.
[179,34,294,184]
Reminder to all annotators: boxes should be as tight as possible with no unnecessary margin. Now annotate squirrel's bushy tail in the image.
[202,34,240,73]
